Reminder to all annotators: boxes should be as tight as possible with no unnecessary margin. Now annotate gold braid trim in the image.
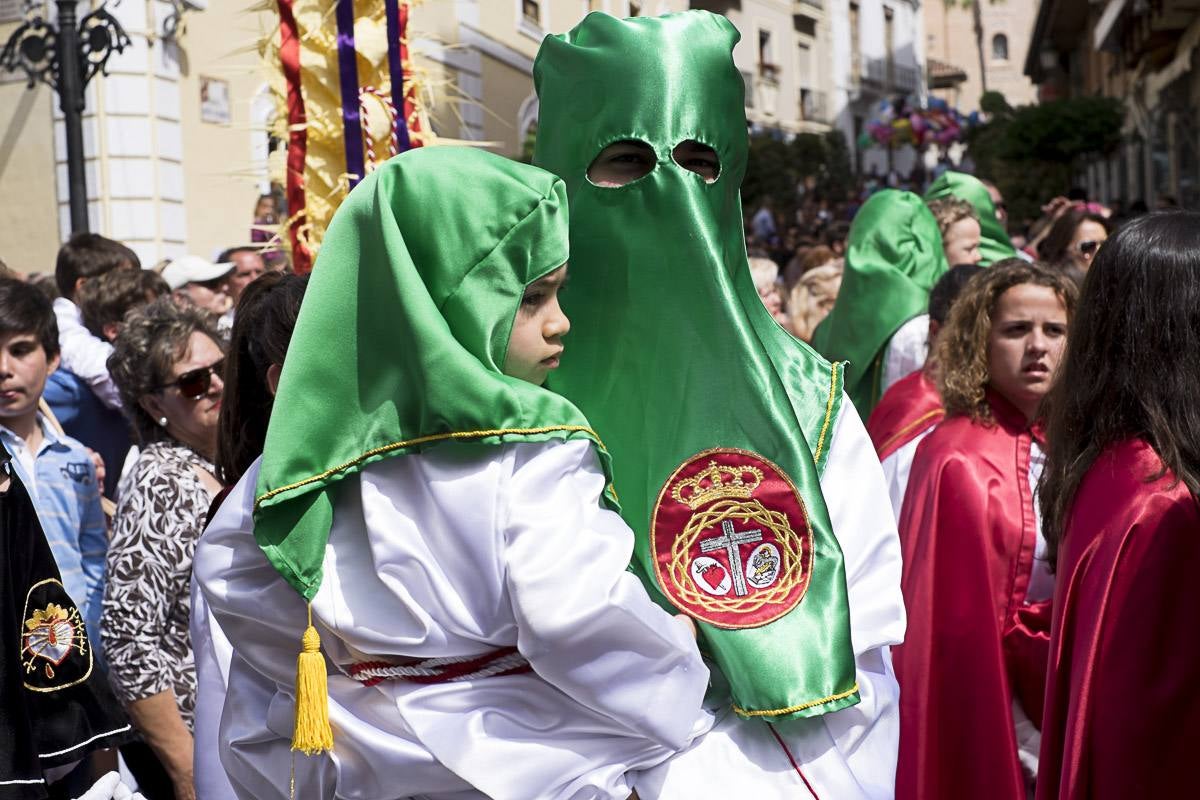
[878,408,945,457]
[255,425,604,509]
[813,361,840,465]
[731,682,860,718]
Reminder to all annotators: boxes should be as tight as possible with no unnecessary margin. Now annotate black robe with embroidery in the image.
[0,446,135,798]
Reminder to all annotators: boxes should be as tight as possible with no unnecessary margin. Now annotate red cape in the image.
[893,392,1050,800]
[1036,439,1200,800]
[866,369,945,461]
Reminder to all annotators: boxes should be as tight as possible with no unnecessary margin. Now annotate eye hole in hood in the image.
[586,139,656,188]
[672,140,720,183]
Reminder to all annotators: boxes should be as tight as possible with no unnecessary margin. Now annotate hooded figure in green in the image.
[925,171,1016,266]
[201,147,716,788]
[811,190,949,415]
[534,11,859,720]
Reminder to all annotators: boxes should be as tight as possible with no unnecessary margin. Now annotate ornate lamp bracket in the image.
[79,6,131,88]
[1,4,130,94]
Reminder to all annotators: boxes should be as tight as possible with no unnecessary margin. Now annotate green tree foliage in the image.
[968,94,1124,223]
[742,130,854,215]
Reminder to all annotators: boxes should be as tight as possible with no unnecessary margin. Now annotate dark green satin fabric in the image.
[534,11,857,720]
[925,171,1016,266]
[812,189,948,414]
[253,147,612,601]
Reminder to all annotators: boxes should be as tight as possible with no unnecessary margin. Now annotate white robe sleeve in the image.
[636,395,906,800]
[189,576,237,800]
[881,314,929,394]
[502,441,712,750]
[879,429,932,524]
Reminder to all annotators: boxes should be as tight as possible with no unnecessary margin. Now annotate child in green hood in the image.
[196,146,713,799]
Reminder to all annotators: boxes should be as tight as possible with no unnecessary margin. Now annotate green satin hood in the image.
[925,171,1016,265]
[253,146,611,601]
[534,11,858,721]
[811,189,948,414]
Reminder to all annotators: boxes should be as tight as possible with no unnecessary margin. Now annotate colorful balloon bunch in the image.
[856,97,977,150]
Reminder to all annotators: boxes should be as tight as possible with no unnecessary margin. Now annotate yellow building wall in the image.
[0,75,61,275]
[924,0,1039,112]
[178,5,277,261]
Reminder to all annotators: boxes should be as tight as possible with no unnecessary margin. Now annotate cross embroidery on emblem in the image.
[700,520,762,597]
[651,448,815,629]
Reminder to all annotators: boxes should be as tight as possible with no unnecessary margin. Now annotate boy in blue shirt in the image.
[0,278,107,658]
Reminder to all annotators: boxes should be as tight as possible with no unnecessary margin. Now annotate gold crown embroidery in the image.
[671,461,764,510]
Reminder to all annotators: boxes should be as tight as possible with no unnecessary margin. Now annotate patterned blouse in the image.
[101,440,216,728]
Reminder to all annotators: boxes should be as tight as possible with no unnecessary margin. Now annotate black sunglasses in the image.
[1078,240,1102,256]
[157,358,225,400]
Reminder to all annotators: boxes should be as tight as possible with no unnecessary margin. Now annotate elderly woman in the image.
[101,298,224,800]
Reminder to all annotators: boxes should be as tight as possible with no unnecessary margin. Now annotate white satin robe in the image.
[195,438,714,800]
[195,396,905,800]
[880,428,935,522]
[634,396,906,800]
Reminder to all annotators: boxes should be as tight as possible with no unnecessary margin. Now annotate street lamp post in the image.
[2,1,129,234]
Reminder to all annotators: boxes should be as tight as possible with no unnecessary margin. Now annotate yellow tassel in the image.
[292,606,333,755]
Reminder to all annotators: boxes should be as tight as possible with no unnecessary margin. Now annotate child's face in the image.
[504,265,569,386]
[943,216,982,266]
[0,332,59,423]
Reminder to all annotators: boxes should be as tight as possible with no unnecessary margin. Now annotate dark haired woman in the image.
[213,271,308,486]
[1036,212,1200,800]
[1037,206,1110,275]
[893,260,1078,800]
[190,271,307,800]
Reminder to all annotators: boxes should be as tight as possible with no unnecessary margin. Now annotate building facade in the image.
[1026,0,1199,209]
[0,0,896,270]
[924,0,1039,113]
[411,1,689,161]
[0,0,276,272]
[688,0,838,137]
[829,0,927,175]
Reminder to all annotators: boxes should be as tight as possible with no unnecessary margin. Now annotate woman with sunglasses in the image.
[101,298,225,800]
[1037,206,1110,278]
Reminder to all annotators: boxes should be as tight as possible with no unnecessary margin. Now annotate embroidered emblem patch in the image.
[21,579,92,692]
[651,448,813,629]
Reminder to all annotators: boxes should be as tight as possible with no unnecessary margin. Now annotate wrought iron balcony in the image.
[800,88,829,123]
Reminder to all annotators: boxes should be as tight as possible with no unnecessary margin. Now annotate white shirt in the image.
[881,315,929,396]
[879,426,936,523]
[636,396,906,799]
[1025,440,1053,603]
[196,438,714,800]
[52,298,122,410]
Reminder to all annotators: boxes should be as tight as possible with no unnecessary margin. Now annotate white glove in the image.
[73,771,148,800]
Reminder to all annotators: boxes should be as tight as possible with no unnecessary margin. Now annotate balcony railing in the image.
[863,59,886,87]
[858,58,923,94]
[894,64,919,92]
[800,89,829,123]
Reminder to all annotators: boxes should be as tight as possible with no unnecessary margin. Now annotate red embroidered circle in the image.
[651,448,813,629]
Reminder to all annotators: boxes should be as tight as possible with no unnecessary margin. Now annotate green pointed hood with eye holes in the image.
[534,11,858,721]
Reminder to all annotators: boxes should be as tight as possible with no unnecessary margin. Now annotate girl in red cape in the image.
[1036,211,1200,800]
[868,263,984,520]
[893,260,1078,800]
